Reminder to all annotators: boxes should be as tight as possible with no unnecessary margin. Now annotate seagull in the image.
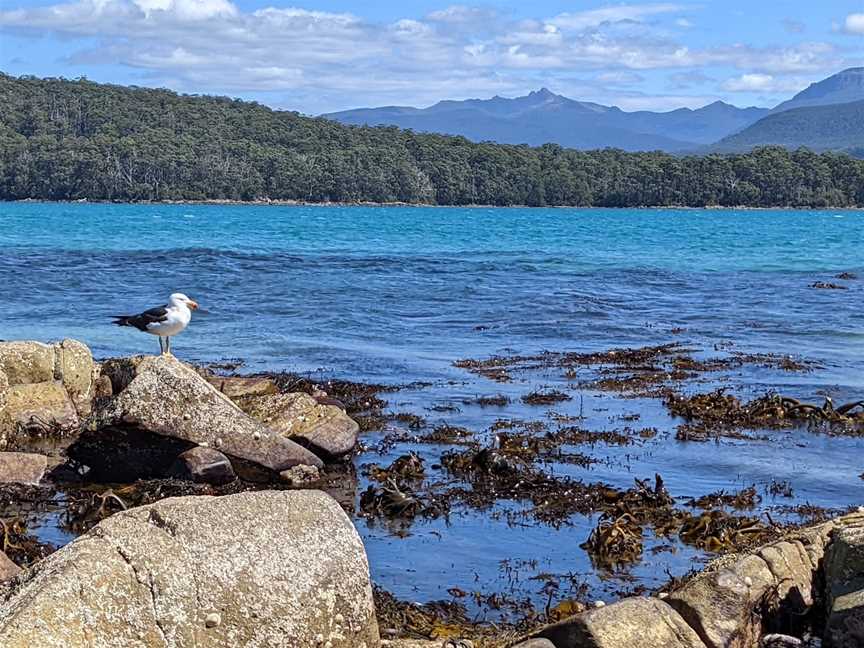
[112,293,199,355]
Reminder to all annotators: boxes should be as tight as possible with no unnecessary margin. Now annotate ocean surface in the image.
[2,202,864,613]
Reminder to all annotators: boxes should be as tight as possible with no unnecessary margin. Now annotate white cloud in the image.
[0,0,852,113]
[721,73,808,93]
[844,13,864,35]
[548,4,684,31]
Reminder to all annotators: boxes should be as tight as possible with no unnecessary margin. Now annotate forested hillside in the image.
[2,74,864,207]
[713,100,864,153]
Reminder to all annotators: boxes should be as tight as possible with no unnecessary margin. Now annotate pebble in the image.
[214,437,223,448]
[252,431,261,441]
[204,612,221,628]
[334,614,344,624]
[744,576,753,587]
[658,592,669,599]
[593,600,605,608]
[315,634,325,645]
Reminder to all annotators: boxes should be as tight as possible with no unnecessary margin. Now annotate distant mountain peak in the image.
[772,67,864,114]
[529,87,556,98]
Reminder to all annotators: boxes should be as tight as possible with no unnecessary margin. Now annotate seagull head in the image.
[169,292,199,310]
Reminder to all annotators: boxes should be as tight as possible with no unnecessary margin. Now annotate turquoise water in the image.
[2,202,864,610]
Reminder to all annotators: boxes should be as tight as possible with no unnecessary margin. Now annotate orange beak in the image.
[188,300,199,310]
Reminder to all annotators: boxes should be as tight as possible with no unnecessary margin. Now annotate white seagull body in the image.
[112,292,199,355]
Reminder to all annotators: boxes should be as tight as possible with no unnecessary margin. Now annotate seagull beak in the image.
[188,300,199,310]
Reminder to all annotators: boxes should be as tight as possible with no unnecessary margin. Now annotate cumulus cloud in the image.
[721,73,808,93]
[843,13,864,35]
[0,0,851,112]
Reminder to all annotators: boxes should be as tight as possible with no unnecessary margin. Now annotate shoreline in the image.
[5,198,864,211]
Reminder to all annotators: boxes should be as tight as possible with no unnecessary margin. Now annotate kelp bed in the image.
[2,341,861,645]
[350,341,862,641]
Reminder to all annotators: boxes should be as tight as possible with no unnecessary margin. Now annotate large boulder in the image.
[0,340,95,448]
[0,452,48,485]
[529,596,706,647]
[4,382,79,434]
[100,355,322,472]
[0,490,379,647]
[52,339,94,417]
[241,392,360,459]
[0,342,55,386]
[666,553,776,648]
[825,515,864,647]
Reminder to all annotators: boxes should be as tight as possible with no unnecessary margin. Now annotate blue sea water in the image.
[2,202,864,610]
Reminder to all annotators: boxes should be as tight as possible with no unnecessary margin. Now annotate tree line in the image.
[2,73,863,208]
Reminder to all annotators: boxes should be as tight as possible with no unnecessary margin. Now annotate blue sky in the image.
[1,0,863,113]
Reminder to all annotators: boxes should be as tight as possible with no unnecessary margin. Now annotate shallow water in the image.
[2,202,863,612]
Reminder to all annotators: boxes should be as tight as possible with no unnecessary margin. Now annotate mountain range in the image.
[324,68,864,155]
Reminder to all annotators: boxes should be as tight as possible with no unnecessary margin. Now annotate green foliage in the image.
[714,99,864,154]
[2,73,864,207]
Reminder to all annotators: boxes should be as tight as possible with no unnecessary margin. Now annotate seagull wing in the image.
[112,305,169,332]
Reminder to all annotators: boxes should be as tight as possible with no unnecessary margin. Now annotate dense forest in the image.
[714,99,864,154]
[2,73,864,207]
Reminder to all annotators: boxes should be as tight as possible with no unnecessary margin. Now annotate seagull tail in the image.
[111,316,132,327]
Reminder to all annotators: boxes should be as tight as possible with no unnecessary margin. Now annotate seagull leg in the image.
[166,336,172,356]
[158,337,165,355]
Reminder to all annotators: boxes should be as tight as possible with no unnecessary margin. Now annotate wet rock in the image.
[381,642,443,648]
[204,375,278,399]
[280,464,321,485]
[761,635,803,647]
[0,551,20,582]
[100,355,322,472]
[172,447,236,485]
[0,452,47,485]
[52,339,94,417]
[241,392,360,460]
[511,640,556,648]
[531,596,706,647]
[666,553,776,648]
[0,342,55,386]
[824,515,864,648]
[4,382,79,435]
[0,490,379,648]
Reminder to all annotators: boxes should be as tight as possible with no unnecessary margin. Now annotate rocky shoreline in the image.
[0,338,862,647]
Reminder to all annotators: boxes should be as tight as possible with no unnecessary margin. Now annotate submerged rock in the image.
[241,392,360,460]
[0,452,48,485]
[0,490,379,648]
[172,446,236,485]
[100,355,322,472]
